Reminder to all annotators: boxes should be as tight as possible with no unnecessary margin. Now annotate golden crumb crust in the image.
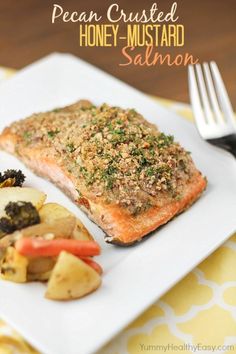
[0,100,207,244]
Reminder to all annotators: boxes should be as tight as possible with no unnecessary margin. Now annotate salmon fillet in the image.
[0,100,206,245]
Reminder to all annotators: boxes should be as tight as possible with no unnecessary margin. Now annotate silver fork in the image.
[188,62,236,158]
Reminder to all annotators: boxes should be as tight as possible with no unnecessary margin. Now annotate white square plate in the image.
[0,53,235,354]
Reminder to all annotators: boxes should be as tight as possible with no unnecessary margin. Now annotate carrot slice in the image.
[80,257,103,275]
[15,238,100,257]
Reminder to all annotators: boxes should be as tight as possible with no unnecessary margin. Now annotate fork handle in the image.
[209,134,236,158]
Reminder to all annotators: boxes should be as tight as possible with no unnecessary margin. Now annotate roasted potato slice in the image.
[0,246,28,283]
[27,256,55,281]
[0,230,5,239]
[72,219,94,241]
[39,203,73,223]
[0,203,90,250]
[39,203,93,240]
[45,251,101,300]
[27,256,56,274]
[27,270,52,282]
[0,231,22,249]
[0,216,76,248]
[0,187,46,217]
[20,216,76,239]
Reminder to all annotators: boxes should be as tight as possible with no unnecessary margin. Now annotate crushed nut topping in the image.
[11,103,195,215]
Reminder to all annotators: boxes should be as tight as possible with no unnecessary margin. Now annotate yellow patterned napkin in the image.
[0,67,235,354]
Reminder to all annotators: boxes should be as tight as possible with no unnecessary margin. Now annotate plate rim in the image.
[0,52,235,354]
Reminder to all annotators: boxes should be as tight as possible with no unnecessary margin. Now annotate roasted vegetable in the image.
[15,238,100,257]
[27,256,56,275]
[0,231,22,248]
[27,257,57,281]
[0,187,103,300]
[27,270,52,282]
[0,187,46,218]
[80,257,103,275]
[0,246,28,283]
[16,216,76,239]
[39,203,73,223]
[27,256,56,282]
[0,201,40,234]
[45,251,101,300]
[0,230,5,240]
[72,219,94,241]
[39,203,93,241]
[0,169,25,188]
[0,179,15,188]
[0,248,6,262]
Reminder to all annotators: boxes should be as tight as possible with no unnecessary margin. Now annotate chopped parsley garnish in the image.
[101,165,117,189]
[146,167,155,176]
[129,108,137,115]
[156,133,174,148]
[114,128,124,135]
[23,131,32,141]
[66,143,76,153]
[76,189,81,197]
[47,129,60,138]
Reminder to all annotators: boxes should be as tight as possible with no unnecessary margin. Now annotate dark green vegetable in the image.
[0,169,25,187]
[0,201,40,234]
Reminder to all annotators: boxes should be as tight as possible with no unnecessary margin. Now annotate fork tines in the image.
[188,62,236,139]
